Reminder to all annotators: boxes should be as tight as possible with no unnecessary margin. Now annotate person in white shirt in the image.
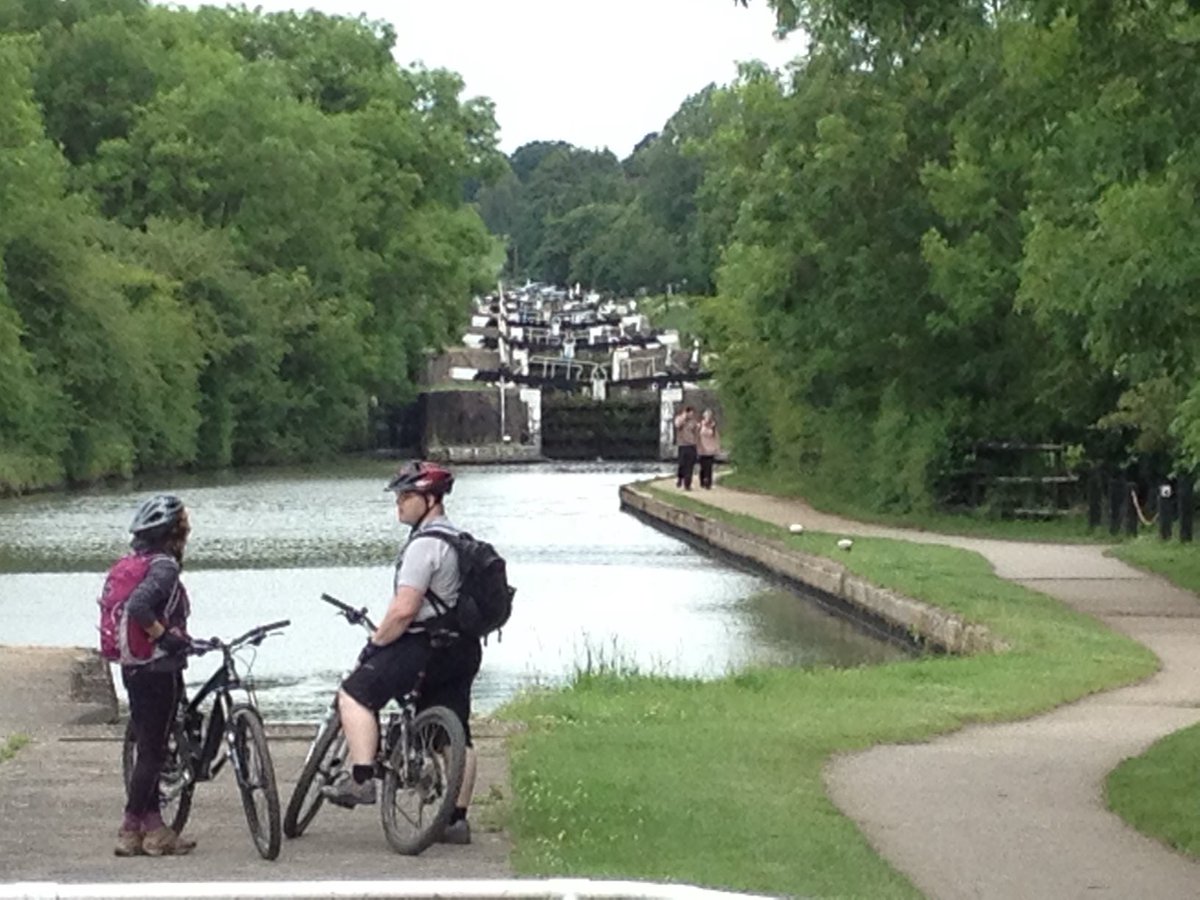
[321,461,481,845]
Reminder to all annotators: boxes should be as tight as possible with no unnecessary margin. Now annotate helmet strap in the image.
[411,494,436,532]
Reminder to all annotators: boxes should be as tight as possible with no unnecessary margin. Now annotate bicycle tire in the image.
[380,705,466,855]
[229,704,281,860]
[121,719,194,834]
[283,717,345,838]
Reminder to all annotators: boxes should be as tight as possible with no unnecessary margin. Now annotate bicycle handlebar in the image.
[192,619,291,655]
[320,592,376,632]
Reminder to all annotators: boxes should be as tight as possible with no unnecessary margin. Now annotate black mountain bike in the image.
[282,593,466,855]
[122,619,290,860]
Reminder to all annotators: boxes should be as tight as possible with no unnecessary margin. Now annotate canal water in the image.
[0,462,905,720]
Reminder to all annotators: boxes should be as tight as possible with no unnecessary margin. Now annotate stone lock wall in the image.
[619,483,1006,655]
[421,388,542,463]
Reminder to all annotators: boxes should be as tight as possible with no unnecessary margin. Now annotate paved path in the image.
[661,480,1200,899]
[0,647,511,883]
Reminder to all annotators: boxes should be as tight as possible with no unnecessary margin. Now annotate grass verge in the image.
[1108,537,1200,595]
[1099,536,1200,856]
[722,467,1112,543]
[0,734,30,763]
[499,485,1157,898]
[1107,723,1200,858]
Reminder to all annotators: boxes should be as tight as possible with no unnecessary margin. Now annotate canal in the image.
[0,462,906,720]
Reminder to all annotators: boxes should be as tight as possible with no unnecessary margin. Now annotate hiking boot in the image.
[321,773,377,808]
[439,818,471,845]
[114,829,144,857]
[142,826,196,856]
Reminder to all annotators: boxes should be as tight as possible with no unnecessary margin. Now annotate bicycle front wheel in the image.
[122,719,194,834]
[229,704,281,860]
[380,705,466,855]
[283,717,345,838]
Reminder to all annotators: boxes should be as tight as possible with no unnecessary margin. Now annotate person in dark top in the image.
[114,494,197,858]
[674,405,699,490]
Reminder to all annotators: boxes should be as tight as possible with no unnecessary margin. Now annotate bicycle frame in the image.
[181,621,290,782]
[304,595,419,776]
[285,595,465,853]
[182,654,238,782]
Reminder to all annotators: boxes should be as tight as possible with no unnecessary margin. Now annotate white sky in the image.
[186,0,806,157]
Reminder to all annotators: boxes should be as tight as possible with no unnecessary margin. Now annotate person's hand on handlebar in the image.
[156,628,191,656]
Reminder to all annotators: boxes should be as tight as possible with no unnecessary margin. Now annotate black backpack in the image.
[420,529,515,640]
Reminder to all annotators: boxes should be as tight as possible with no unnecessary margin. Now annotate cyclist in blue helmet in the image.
[111,494,197,858]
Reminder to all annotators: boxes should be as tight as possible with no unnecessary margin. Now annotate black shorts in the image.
[340,631,483,744]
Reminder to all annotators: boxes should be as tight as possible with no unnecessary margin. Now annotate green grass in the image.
[500,487,1157,898]
[637,293,701,340]
[1107,723,1200,857]
[1109,537,1200,594]
[723,467,1113,543]
[0,734,30,763]
[1098,536,1200,856]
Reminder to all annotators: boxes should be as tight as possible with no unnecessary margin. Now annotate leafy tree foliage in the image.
[0,1,501,492]
[697,0,1200,507]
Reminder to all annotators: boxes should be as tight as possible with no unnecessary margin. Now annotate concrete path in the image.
[661,480,1200,899]
[0,647,511,883]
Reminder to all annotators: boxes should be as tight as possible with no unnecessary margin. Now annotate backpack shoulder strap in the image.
[407,529,460,617]
[413,529,456,547]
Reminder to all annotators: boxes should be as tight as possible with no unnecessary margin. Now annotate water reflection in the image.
[0,463,907,719]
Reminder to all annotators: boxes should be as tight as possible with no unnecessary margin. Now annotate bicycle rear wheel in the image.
[283,717,345,838]
[380,705,466,855]
[122,719,194,834]
[229,704,281,860]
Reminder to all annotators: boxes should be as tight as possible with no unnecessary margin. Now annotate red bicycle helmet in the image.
[384,460,454,498]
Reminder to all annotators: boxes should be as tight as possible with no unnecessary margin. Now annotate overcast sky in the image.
[180,0,806,157]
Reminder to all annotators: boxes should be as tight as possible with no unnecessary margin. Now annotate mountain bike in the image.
[282,593,466,855]
[122,619,290,860]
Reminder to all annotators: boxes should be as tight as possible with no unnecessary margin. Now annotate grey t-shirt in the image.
[394,516,462,627]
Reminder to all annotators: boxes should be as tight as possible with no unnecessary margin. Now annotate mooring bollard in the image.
[1087,469,1103,530]
[1159,483,1175,541]
[1124,481,1140,537]
[1180,473,1195,543]
[1108,477,1124,536]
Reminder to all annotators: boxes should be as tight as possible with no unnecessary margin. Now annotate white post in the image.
[660,386,683,461]
[498,377,506,440]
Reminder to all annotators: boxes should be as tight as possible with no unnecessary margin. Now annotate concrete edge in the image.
[59,717,522,743]
[426,444,544,464]
[67,650,119,725]
[619,484,1008,656]
[0,879,777,899]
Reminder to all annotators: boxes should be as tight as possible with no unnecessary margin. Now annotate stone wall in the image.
[619,484,1007,655]
[422,388,542,462]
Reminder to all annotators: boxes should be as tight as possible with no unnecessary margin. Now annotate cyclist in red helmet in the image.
[321,461,481,844]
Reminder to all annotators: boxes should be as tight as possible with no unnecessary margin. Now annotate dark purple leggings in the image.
[121,667,182,817]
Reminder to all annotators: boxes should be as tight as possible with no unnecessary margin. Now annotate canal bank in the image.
[619,483,1004,655]
[612,478,1200,899]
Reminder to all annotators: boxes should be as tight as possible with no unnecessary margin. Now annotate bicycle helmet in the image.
[129,494,185,535]
[384,461,454,498]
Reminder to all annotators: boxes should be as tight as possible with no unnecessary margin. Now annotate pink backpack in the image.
[98,553,166,665]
